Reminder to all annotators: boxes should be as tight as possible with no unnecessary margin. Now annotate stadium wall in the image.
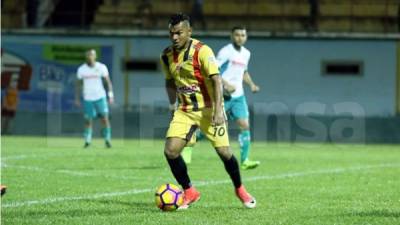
[2,33,399,143]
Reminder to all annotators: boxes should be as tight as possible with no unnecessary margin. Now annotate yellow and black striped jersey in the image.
[160,38,220,112]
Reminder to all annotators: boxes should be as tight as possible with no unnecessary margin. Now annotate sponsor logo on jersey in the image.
[82,74,100,79]
[177,84,200,94]
[231,60,246,67]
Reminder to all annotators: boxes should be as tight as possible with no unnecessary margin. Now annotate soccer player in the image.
[161,13,256,209]
[182,26,261,170]
[75,49,114,148]
[218,26,261,169]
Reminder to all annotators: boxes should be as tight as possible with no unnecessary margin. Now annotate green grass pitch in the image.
[1,136,400,225]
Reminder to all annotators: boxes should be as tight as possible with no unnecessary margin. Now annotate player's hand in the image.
[224,83,236,94]
[169,104,176,117]
[250,84,260,93]
[74,99,81,107]
[212,109,225,126]
[108,97,114,105]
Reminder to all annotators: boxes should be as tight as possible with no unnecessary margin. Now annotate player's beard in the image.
[86,60,95,67]
[233,42,242,51]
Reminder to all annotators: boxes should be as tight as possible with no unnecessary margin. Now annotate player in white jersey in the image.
[218,26,260,169]
[75,49,114,148]
[182,26,261,170]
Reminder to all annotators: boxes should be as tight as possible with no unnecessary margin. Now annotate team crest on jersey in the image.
[175,60,192,73]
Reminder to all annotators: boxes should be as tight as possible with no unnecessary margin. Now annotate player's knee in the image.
[240,124,249,131]
[215,147,233,161]
[164,142,180,159]
[164,148,179,159]
[238,120,249,130]
[100,115,109,124]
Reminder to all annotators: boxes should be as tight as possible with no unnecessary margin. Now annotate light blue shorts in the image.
[83,97,109,120]
[224,95,249,121]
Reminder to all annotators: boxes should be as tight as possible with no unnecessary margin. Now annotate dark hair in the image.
[169,13,191,26]
[231,26,246,33]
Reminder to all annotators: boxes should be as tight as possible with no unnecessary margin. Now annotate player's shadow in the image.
[343,210,400,218]
[89,199,244,212]
[88,199,158,213]
[4,200,159,219]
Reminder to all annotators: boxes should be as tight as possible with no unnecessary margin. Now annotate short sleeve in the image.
[77,67,83,80]
[160,54,172,80]
[199,45,219,77]
[101,64,109,77]
[216,47,230,68]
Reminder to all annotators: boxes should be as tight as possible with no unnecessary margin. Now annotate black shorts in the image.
[1,108,16,118]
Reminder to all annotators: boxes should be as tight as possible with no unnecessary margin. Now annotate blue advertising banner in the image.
[1,43,113,112]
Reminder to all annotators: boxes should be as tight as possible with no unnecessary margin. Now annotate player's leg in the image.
[232,96,260,169]
[237,118,250,162]
[214,146,256,208]
[182,127,205,164]
[181,134,196,164]
[196,130,205,140]
[214,145,241,188]
[165,110,200,209]
[236,118,259,169]
[200,110,256,208]
[181,146,193,164]
[96,98,112,148]
[83,119,93,148]
[83,100,96,147]
[164,137,191,188]
[100,116,111,148]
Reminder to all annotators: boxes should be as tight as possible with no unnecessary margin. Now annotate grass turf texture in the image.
[1,136,400,225]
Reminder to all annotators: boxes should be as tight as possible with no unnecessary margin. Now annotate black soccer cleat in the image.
[84,142,90,148]
[1,185,7,197]
[105,141,112,148]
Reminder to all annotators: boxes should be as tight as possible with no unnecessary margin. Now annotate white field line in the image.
[2,153,68,160]
[1,164,145,181]
[2,154,33,160]
[194,163,400,185]
[2,163,399,208]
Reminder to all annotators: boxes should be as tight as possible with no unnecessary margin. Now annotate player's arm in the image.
[210,75,225,125]
[75,80,83,107]
[165,78,177,111]
[160,54,176,112]
[243,71,259,93]
[201,45,225,125]
[101,65,114,104]
[222,78,235,94]
[75,69,83,107]
[103,75,114,104]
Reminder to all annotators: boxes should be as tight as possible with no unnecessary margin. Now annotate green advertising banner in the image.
[43,44,102,65]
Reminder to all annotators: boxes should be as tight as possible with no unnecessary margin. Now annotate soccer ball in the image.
[155,183,184,211]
